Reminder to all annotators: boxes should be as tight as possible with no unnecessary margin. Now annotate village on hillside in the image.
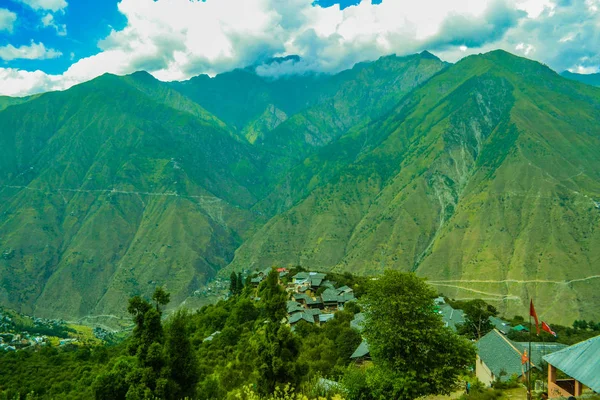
[0,308,114,352]
[236,267,600,399]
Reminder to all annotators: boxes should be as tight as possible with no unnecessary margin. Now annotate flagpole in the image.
[528,300,532,400]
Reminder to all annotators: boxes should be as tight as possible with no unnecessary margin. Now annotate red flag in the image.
[542,321,557,337]
[530,299,540,335]
[521,350,529,365]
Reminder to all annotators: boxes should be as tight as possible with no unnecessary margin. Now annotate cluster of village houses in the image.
[0,311,81,351]
[245,268,600,398]
[433,297,599,398]
[250,268,356,326]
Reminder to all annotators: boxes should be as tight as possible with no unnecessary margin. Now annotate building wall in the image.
[476,355,494,387]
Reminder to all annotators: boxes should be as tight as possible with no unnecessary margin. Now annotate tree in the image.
[230,271,238,295]
[573,319,589,330]
[152,286,171,313]
[458,299,498,339]
[256,324,306,395]
[260,269,287,323]
[256,269,306,394]
[93,358,134,400]
[237,272,244,294]
[164,309,199,400]
[360,271,476,400]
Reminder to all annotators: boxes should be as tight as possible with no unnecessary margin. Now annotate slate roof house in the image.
[544,334,600,398]
[476,329,566,386]
[350,339,370,364]
[287,301,305,315]
[289,312,315,325]
[292,272,310,285]
[489,316,511,335]
[438,303,465,332]
[309,273,327,289]
[321,288,340,308]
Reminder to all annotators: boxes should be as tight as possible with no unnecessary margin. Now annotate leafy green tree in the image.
[260,269,287,323]
[257,324,306,395]
[164,309,199,399]
[256,269,306,394]
[457,299,498,339]
[152,286,171,313]
[361,271,476,399]
[230,272,238,295]
[237,272,244,294]
[93,357,134,400]
[573,319,588,330]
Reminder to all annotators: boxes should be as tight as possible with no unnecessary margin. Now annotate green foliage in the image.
[356,271,476,399]
[260,269,287,323]
[454,299,498,339]
[164,310,199,399]
[152,287,171,313]
[230,272,239,296]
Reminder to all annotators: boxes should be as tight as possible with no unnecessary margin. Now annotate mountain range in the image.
[561,71,600,87]
[1,50,599,325]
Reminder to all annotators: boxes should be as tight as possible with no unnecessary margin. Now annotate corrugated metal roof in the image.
[543,334,600,393]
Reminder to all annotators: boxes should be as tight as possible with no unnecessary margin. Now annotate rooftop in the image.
[476,329,533,381]
[489,316,511,335]
[543,334,600,393]
[321,288,339,303]
[289,312,315,325]
[350,339,370,359]
[439,304,465,331]
[287,300,305,314]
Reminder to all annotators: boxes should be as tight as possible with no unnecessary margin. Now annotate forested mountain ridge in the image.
[561,70,600,87]
[0,50,599,324]
[228,51,600,323]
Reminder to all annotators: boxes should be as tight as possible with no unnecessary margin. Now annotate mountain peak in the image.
[419,50,441,61]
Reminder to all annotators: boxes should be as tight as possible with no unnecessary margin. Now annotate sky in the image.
[0,0,599,97]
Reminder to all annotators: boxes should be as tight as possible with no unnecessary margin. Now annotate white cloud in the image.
[0,41,62,61]
[1,0,600,97]
[0,68,64,97]
[515,42,535,55]
[41,13,66,36]
[571,65,599,74]
[516,0,555,18]
[15,0,67,12]
[0,8,17,33]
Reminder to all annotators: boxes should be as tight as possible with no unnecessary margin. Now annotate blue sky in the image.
[0,0,126,74]
[0,0,599,96]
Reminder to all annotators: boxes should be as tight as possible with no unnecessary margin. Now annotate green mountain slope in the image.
[229,51,600,323]
[0,73,273,319]
[256,52,448,160]
[561,71,600,87]
[168,67,328,133]
[1,50,599,324]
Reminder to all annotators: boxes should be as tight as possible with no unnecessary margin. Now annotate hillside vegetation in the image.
[0,51,599,323]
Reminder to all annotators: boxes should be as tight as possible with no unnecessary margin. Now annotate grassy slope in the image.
[1,51,599,324]
[0,74,271,319]
[229,51,600,323]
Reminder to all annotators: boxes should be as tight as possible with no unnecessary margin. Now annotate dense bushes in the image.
[0,271,477,400]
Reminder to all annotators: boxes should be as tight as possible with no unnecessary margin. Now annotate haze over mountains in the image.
[1,50,599,325]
